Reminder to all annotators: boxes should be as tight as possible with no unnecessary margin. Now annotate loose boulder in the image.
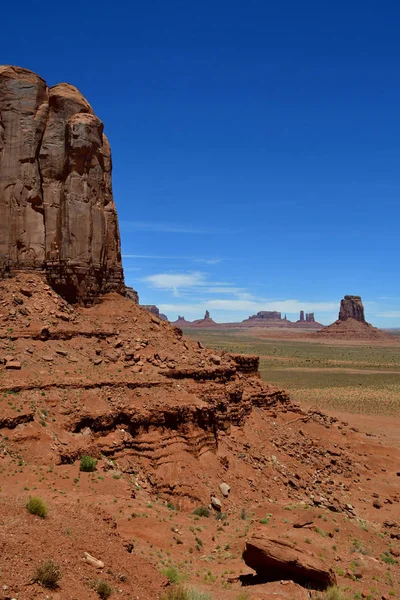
[210,496,222,511]
[242,535,336,590]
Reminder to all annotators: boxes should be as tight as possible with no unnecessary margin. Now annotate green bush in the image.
[381,551,398,565]
[163,566,186,585]
[79,455,97,472]
[96,580,113,599]
[192,506,210,518]
[163,587,187,600]
[163,586,212,600]
[315,586,352,600]
[214,511,227,522]
[33,559,61,589]
[26,496,47,518]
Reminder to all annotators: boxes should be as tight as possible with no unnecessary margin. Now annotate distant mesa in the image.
[172,315,193,327]
[172,310,218,328]
[242,310,322,329]
[317,295,391,340]
[242,310,288,328]
[172,310,323,329]
[248,311,282,321]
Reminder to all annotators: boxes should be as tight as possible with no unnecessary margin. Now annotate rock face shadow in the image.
[239,571,323,591]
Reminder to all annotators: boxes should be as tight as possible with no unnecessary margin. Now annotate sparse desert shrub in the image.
[162,585,212,600]
[259,513,271,524]
[33,559,61,589]
[96,580,113,599]
[162,566,186,585]
[381,551,398,565]
[214,511,227,522]
[163,587,187,600]
[315,586,351,600]
[185,588,212,600]
[26,496,47,518]
[79,455,97,472]
[192,506,210,518]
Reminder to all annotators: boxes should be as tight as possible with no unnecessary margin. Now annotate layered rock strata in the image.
[0,65,125,304]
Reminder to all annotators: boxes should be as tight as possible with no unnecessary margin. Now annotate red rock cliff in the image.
[0,65,124,304]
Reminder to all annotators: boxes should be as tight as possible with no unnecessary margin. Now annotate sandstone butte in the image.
[0,65,125,305]
[0,68,399,600]
[316,295,393,341]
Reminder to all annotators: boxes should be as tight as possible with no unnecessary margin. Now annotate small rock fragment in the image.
[82,552,104,568]
[5,358,21,370]
[219,482,231,497]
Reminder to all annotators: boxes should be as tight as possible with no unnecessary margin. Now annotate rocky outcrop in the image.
[339,295,365,322]
[141,305,168,321]
[125,287,139,304]
[0,65,125,304]
[243,535,336,590]
[294,311,323,329]
[298,311,316,323]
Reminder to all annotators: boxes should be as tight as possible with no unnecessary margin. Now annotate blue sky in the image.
[1,1,400,325]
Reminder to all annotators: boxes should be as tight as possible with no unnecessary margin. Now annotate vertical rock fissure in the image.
[34,105,46,262]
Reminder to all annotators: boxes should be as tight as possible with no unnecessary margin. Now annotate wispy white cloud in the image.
[141,270,337,316]
[376,311,400,318]
[141,272,206,296]
[139,269,337,322]
[194,258,222,265]
[159,299,337,314]
[141,271,248,298]
[120,221,231,234]
[201,286,248,295]
[214,299,337,312]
